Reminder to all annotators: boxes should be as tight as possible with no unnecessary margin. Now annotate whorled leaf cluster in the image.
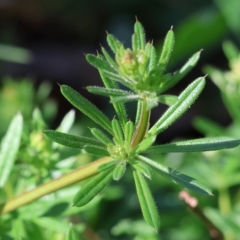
[44,21,240,230]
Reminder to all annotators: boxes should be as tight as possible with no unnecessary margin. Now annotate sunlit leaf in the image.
[159,50,202,93]
[149,77,205,135]
[0,113,23,187]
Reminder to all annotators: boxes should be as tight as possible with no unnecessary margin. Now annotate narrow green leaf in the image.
[157,95,178,106]
[133,170,160,230]
[102,70,134,88]
[111,94,140,103]
[159,50,202,93]
[61,85,112,134]
[134,21,146,49]
[98,160,117,172]
[99,87,127,120]
[86,54,117,74]
[87,86,134,97]
[145,137,240,153]
[107,33,123,54]
[73,169,113,207]
[124,121,134,150]
[101,46,118,69]
[134,135,156,153]
[44,130,103,148]
[132,33,138,52]
[113,161,127,181]
[149,77,205,135]
[132,160,152,179]
[137,155,213,196]
[147,43,157,72]
[112,119,124,145]
[83,145,109,157]
[90,128,113,146]
[99,71,127,128]
[0,113,23,187]
[158,28,174,71]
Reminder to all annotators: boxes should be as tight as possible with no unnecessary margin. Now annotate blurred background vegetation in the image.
[1,0,240,239]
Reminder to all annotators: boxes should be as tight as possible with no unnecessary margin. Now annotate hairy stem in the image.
[130,100,150,149]
[0,156,113,215]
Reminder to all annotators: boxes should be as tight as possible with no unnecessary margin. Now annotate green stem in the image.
[218,187,232,240]
[130,100,150,149]
[218,187,231,215]
[0,156,113,215]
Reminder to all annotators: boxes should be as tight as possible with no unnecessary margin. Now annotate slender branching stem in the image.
[179,191,224,240]
[0,156,113,215]
[130,100,150,149]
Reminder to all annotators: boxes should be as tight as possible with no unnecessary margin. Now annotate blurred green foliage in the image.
[1,1,240,239]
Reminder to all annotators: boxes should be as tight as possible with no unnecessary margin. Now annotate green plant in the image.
[1,21,239,233]
[184,41,240,240]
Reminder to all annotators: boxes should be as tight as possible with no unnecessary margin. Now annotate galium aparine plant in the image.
[44,20,240,231]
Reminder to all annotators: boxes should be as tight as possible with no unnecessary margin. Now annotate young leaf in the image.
[61,85,113,134]
[134,21,146,49]
[113,161,127,181]
[101,46,118,69]
[157,95,178,106]
[144,137,240,153]
[73,169,113,207]
[137,155,213,196]
[112,119,124,145]
[159,50,202,93]
[86,54,117,74]
[44,130,102,148]
[134,135,156,154]
[149,77,205,135]
[107,33,123,54]
[146,43,157,73]
[90,128,113,146]
[124,121,134,150]
[0,113,23,187]
[158,28,174,71]
[83,145,109,157]
[133,170,160,230]
[87,86,134,98]
[132,160,152,179]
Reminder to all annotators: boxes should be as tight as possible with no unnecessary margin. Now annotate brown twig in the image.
[179,191,224,240]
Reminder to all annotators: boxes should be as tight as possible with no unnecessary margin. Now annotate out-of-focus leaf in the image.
[0,113,23,187]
